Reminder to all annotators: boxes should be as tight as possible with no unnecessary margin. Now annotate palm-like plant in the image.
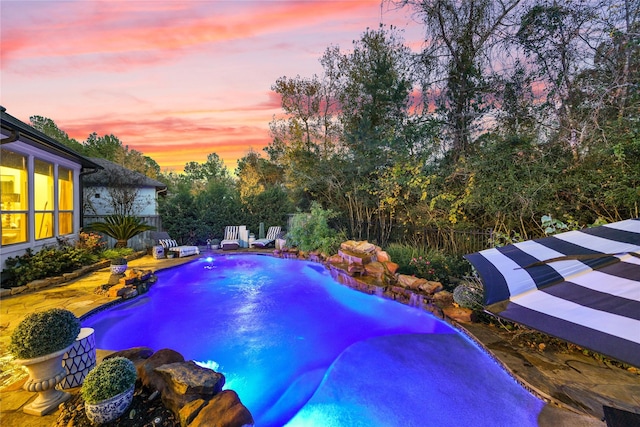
[84,215,156,248]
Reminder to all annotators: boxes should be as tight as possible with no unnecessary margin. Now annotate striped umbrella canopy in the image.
[464,218,640,368]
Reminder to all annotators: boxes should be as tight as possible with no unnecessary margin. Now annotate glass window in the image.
[34,159,54,239]
[58,166,73,235]
[1,149,28,245]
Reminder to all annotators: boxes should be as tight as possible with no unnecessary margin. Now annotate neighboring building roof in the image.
[0,106,102,170]
[83,157,167,190]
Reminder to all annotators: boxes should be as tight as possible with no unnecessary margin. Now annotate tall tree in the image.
[394,0,522,157]
[29,116,85,153]
[516,0,598,153]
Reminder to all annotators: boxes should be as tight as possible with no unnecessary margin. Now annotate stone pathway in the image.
[1,251,638,426]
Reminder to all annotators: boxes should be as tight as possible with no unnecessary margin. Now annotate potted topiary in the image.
[82,356,138,424]
[9,308,81,415]
[211,239,220,250]
[110,257,128,275]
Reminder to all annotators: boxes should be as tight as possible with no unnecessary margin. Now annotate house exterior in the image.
[0,106,102,269]
[82,157,167,250]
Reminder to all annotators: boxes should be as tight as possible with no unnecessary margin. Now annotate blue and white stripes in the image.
[465,219,640,367]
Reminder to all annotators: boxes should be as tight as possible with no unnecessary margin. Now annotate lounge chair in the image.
[153,232,200,258]
[221,226,242,250]
[251,226,281,248]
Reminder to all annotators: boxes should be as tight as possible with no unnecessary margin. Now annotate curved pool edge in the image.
[80,253,558,425]
[285,333,546,426]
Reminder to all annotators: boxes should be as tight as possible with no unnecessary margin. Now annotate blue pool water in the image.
[83,255,544,426]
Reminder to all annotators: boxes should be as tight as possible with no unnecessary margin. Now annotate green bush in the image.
[101,248,134,260]
[9,308,80,359]
[286,202,344,255]
[81,357,137,404]
[1,245,98,289]
[385,243,472,289]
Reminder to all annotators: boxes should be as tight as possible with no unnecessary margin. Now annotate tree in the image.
[515,0,598,154]
[83,133,126,161]
[182,153,230,193]
[29,116,85,153]
[394,0,523,157]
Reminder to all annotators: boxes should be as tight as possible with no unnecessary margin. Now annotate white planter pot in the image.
[15,345,73,416]
[85,385,135,424]
[59,328,96,389]
[110,264,128,275]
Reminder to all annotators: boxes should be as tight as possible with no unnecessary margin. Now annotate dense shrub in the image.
[101,248,134,260]
[287,202,345,255]
[386,243,472,290]
[1,246,98,288]
[0,238,135,289]
[74,232,107,254]
[81,357,137,404]
[9,308,81,359]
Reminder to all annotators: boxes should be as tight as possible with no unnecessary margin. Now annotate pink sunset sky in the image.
[1,0,425,172]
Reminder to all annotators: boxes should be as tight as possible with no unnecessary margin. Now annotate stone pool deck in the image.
[1,250,638,426]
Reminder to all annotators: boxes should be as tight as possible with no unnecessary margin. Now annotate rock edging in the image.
[0,251,147,298]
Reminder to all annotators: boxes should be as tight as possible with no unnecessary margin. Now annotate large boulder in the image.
[418,281,443,295]
[364,261,386,280]
[155,361,225,415]
[382,261,399,275]
[432,290,454,308]
[375,250,390,262]
[396,274,428,291]
[139,348,186,393]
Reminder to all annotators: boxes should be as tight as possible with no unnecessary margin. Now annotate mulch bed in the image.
[53,385,178,427]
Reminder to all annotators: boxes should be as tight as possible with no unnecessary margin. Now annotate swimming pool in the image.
[83,255,545,426]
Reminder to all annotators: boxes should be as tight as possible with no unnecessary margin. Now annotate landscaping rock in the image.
[10,285,27,295]
[443,306,476,323]
[180,398,208,426]
[156,361,225,415]
[382,261,398,275]
[375,250,390,262]
[364,261,385,280]
[190,390,254,427]
[432,290,454,308]
[108,346,155,364]
[396,274,427,291]
[139,349,186,394]
[419,280,443,295]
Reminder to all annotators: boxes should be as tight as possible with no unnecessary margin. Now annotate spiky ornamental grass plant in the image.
[81,357,137,404]
[9,309,80,360]
[84,215,156,248]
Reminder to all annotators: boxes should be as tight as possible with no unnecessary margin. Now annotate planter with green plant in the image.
[10,308,81,415]
[211,238,221,250]
[82,356,138,424]
[109,257,128,275]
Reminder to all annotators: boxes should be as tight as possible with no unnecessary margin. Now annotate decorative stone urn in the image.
[15,345,73,415]
[110,257,128,275]
[84,385,135,424]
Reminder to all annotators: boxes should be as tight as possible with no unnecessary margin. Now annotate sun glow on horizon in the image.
[0,0,424,173]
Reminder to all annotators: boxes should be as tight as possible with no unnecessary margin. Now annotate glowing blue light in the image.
[84,255,544,426]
